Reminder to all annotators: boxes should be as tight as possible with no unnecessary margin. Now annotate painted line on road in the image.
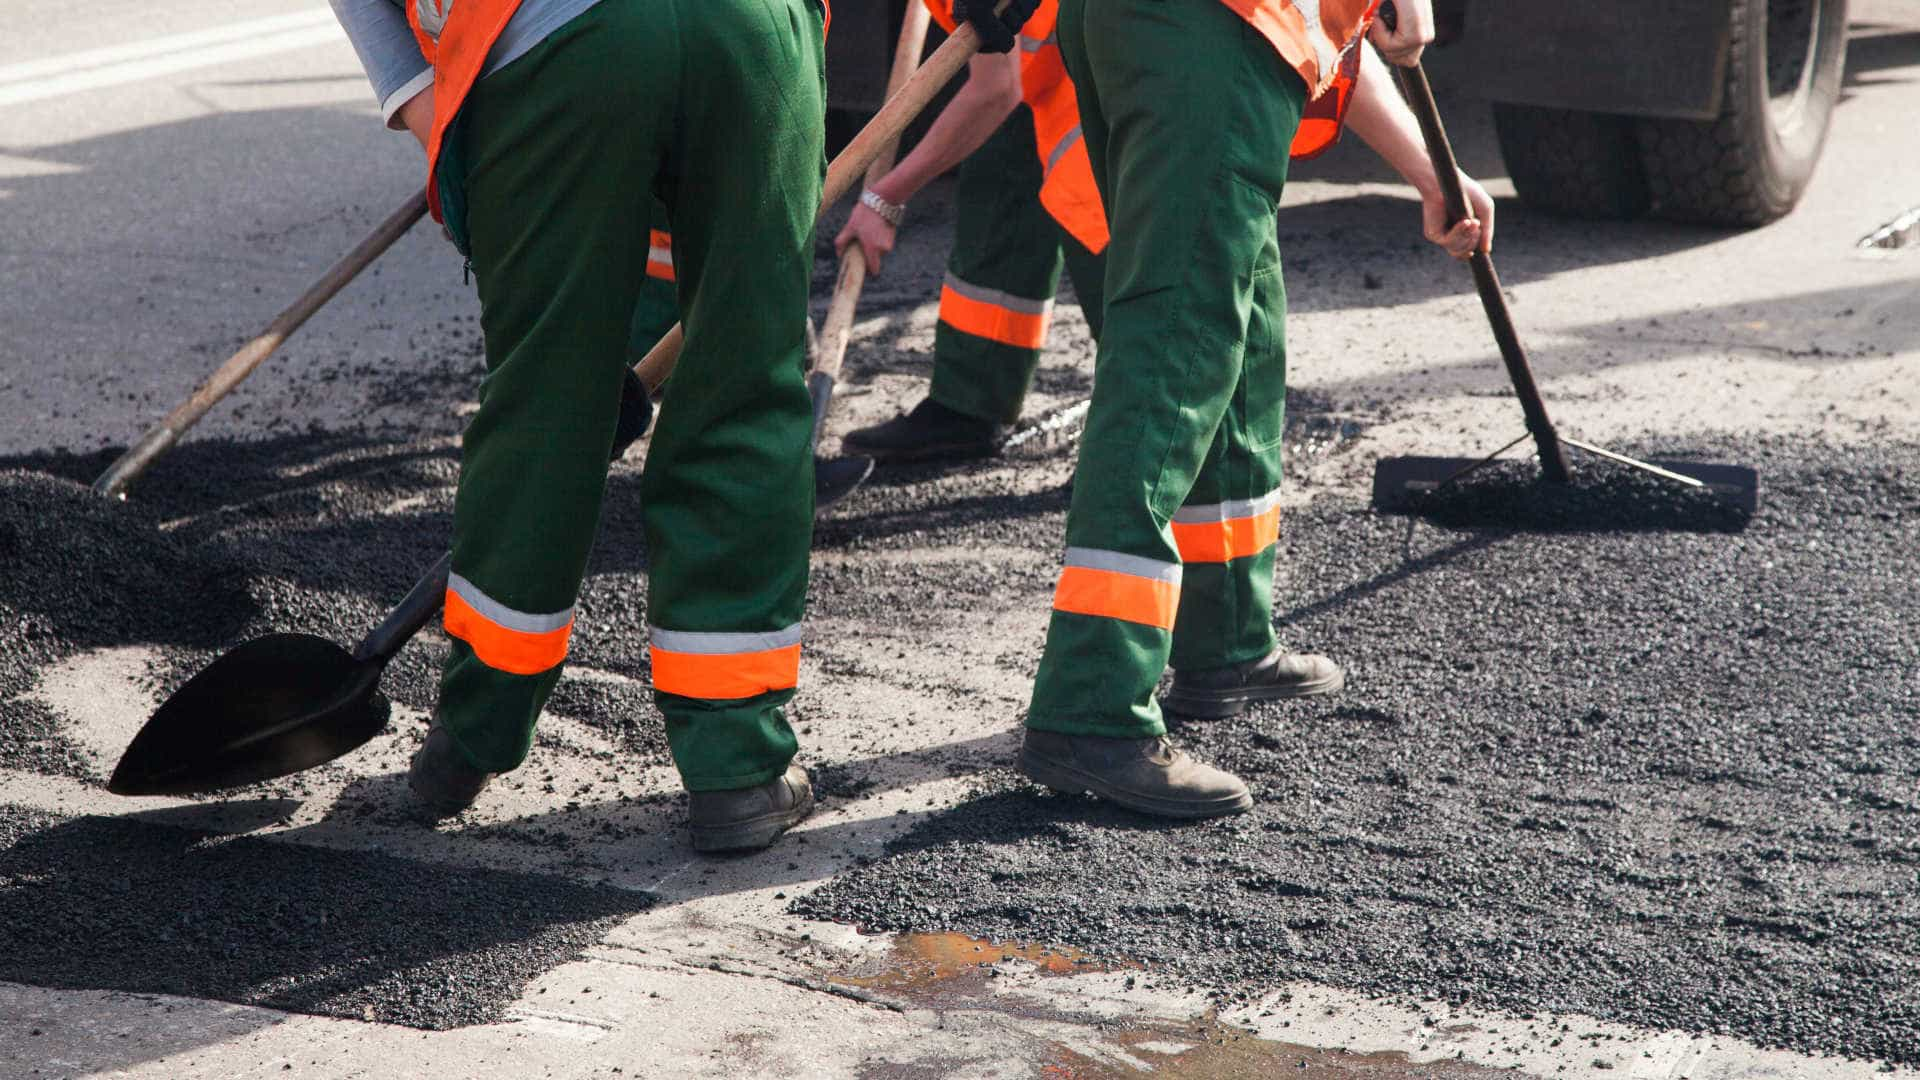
[0,9,344,108]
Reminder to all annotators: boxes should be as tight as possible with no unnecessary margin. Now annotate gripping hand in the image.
[955,0,1038,53]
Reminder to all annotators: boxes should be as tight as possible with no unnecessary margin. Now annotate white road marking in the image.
[0,9,344,108]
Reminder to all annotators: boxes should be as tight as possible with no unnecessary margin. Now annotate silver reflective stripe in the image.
[650,624,804,655]
[1063,547,1182,584]
[414,0,450,40]
[648,247,672,269]
[1043,125,1083,177]
[943,273,1053,317]
[1172,488,1282,524]
[1017,31,1057,52]
[448,573,572,633]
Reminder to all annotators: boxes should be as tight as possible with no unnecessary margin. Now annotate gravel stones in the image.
[0,806,649,1029]
[798,438,1920,1065]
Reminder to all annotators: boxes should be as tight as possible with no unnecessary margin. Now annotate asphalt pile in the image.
[798,438,1920,1065]
[0,806,650,1028]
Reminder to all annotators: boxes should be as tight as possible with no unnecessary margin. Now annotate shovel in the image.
[1367,3,1759,515]
[807,0,935,507]
[106,370,654,796]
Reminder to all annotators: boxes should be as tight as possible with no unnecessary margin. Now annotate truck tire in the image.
[1634,0,1849,226]
[1492,104,1651,220]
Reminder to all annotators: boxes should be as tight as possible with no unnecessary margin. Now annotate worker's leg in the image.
[1166,254,1284,672]
[628,198,680,364]
[641,0,826,792]
[927,106,1065,426]
[435,1,672,772]
[1030,0,1305,739]
[1057,224,1105,344]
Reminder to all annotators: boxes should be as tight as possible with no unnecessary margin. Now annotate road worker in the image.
[1017,0,1496,817]
[326,0,1043,849]
[833,0,1107,463]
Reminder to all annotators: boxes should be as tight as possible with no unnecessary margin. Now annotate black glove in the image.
[954,0,1038,53]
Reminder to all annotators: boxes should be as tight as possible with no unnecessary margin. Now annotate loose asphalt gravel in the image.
[0,805,649,1028]
[799,437,1920,1065]
[3,426,1917,1059]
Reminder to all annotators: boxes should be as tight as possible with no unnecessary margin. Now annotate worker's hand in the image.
[1369,0,1434,67]
[395,84,435,151]
[836,203,897,275]
[1421,169,1495,258]
[956,0,1039,53]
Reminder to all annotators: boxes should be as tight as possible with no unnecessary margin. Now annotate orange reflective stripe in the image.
[649,626,803,700]
[443,586,572,676]
[939,276,1051,350]
[1051,549,1182,630]
[647,229,674,282]
[1171,502,1281,563]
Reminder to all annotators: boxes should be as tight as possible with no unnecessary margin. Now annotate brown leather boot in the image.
[687,764,815,852]
[408,725,494,818]
[1017,729,1251,819]
[1161,648,1345,719]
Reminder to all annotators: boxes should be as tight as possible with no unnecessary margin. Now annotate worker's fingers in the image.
[1442,219,1481,259]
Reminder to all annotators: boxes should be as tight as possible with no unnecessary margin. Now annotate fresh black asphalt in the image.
[3,431,1916,1061]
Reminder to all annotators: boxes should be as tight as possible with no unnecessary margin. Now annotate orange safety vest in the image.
[405,0,830,224]
[1222,0,1377,158]
[926,0,1109,254]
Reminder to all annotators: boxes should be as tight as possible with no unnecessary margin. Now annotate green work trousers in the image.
[436,0,826,791]
[628,200,680,366]
[1029,0,1306,738]
[930,106,1106,426]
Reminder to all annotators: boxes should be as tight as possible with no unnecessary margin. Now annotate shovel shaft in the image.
[636,13,985,394]
[93,191,430,500]
[354,551,452,664]
[813,0,931,390]
[1392,61,1572,484]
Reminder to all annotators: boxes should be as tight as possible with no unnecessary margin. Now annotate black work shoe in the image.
[688,764,816,853]
[841,398,1008,462]
[1017,729,1251,819]
[1161,648,1346,719]
[409,725,493,818]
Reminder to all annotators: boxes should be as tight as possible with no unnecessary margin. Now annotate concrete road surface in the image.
[2,2,1917,1077]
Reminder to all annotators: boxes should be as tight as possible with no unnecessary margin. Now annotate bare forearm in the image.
[1344,43,1440,197]
[869,53,1023,204]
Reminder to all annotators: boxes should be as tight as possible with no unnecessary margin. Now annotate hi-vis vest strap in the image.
[926,0,1108,254]
[405,0,829,223]
[1221,0,1377,158]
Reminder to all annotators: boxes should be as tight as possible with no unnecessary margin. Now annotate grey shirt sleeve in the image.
[328,0,434,128]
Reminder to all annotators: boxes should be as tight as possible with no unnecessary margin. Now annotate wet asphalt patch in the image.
[798,438,1920,1066]
[0,805,650,1028]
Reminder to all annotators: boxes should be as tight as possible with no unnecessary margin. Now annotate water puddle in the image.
[833,931,1119,992]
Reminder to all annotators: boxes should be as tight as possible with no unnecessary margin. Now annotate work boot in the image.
[841,398,1007,462]
[1017,730,1251,819]
[408,725,493,818]
[687,764,815,853]
[1161,648,1345,719]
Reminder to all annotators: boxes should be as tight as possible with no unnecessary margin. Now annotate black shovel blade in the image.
[1371,456,1486,510]
[816,454,874,508]
[108,633,391,797]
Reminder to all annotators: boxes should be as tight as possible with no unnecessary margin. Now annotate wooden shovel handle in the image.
[93,191,430,499]
[635,13,989,393]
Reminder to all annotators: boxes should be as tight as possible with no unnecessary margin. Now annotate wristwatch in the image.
[860,188,906,227]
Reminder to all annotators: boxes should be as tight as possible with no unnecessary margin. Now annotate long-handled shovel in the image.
[108,11,999,798]
[106,371,654,796]
[1367,4,1759,514]
[808,0,934,506]
[92,192,430,500]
